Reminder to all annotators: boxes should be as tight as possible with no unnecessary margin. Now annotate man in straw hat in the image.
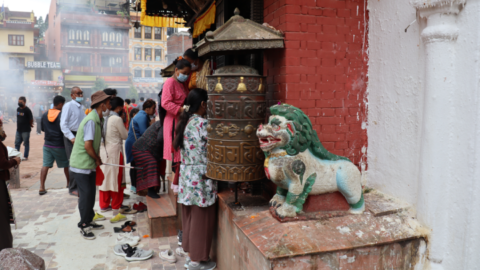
[70,90,111,240]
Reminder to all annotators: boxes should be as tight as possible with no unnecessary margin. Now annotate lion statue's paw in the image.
[275,203,297,219]
[269,194,286,208]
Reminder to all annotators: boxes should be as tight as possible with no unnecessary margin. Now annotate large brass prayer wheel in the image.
[206,65,266,182]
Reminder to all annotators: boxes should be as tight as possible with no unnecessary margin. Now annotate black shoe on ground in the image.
[80,226,96,240]
[177,230,183,246]
[120,205,130,210]
[147,187,160,199]
[89,222,104,230]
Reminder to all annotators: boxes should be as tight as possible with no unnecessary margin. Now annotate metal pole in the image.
[234,182,238,204]
[102,163,143,170]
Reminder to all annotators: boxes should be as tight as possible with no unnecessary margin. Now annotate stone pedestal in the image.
[212,190,427,269]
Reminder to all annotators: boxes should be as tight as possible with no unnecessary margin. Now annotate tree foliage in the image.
[91,78,109,92]
[127,86,139,100]
[36,16,48,38]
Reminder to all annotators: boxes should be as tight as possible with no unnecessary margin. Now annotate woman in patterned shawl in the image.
[0,120,22,251]
[172,88,217,270]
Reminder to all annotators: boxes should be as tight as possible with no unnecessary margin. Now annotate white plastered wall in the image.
[368,0,480,269]
[367,0,425,206]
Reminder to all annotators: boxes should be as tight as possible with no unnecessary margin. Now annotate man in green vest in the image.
[70,90,111,240]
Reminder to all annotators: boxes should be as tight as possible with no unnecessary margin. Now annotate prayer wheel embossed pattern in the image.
[206,65,266,182]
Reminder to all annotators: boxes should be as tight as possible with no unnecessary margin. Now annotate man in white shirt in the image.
[60,86,85,196]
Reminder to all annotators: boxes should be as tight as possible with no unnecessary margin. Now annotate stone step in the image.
[146,179,181,238]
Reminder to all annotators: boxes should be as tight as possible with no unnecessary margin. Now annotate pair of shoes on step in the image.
[113,244,153,262]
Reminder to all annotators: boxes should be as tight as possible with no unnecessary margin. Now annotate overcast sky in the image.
[4,0,51,19]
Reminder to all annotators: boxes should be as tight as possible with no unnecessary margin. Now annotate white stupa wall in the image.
[367,0,480,269]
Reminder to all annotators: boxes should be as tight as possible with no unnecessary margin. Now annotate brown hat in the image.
[90,91,111,108]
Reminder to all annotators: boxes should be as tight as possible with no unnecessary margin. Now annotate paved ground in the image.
[5,118,194,270]
[9,181,188,270]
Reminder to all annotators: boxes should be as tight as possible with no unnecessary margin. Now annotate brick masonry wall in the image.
[263,0,368,167]
[166,34,193,64]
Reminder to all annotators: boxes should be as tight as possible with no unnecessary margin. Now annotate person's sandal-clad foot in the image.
[80,226,95,240]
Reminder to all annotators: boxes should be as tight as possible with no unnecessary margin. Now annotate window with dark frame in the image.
[101,55,123,67]
[145,48,152,61]
[9,57,25,69]
[8,35,24,46]
[35,69,52,80]
[144,27,152,39]
[68,54,90,67]
[155,48,162,61]
[134,27,141,38]
[134,69,142,77]
[154,27,162,39]
[69,29,90,44]
[134,47,142,60]
[144,69,152,78]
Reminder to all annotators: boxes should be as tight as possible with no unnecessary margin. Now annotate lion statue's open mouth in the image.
[257,104,364,219]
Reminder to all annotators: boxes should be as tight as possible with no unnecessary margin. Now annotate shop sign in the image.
[30,80,64,86]
[7,20,31,24]
[65,75,97,82]
[133,78,163,83]
[26,61,61,69]
[100,76,129,82]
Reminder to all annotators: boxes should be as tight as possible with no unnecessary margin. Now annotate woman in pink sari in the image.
[162,58,192,164]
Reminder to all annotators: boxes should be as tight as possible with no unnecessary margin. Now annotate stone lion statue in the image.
[257,104,364,218]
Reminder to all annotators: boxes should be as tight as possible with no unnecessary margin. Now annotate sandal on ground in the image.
[114,225,135,233]
[39,190,47,195]
[124,221,137,227]
[119,208,138,215]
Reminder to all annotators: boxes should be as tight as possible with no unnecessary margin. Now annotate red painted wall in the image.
[263,0,368,166]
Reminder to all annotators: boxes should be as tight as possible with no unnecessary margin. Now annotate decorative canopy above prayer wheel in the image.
[199,8,284,182]
[195,8,284,57]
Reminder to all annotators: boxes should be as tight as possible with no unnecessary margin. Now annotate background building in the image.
[129,11,167,100]
[166,31,191,65]
[0,8,39,109]
[45,0,131,98]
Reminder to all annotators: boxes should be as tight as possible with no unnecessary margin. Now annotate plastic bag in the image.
[7,147,22,158]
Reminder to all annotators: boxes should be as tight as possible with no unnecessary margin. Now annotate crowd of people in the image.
[0,48,218,270]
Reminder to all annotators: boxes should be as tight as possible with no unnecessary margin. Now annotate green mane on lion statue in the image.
[257,104,364,218]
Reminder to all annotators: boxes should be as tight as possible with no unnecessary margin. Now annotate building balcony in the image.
[65,66,130,74]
